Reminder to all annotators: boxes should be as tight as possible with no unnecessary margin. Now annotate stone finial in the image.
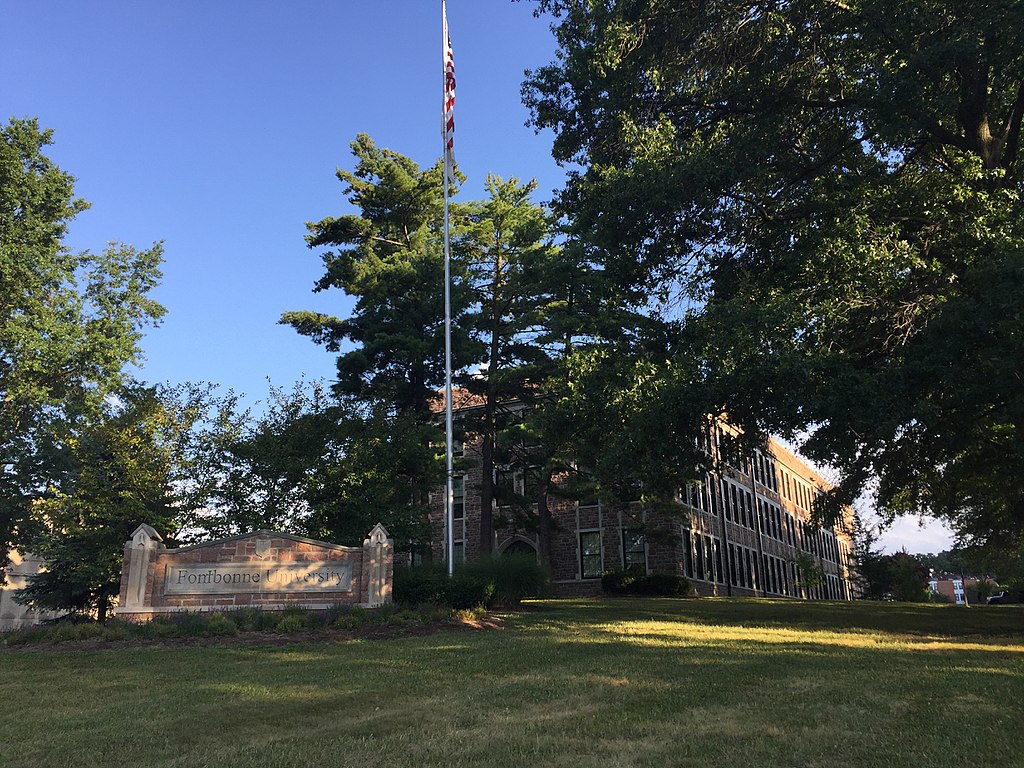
[365,523,391,547]
[128,523,164,550]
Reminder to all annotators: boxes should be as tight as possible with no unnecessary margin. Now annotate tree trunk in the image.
[97,590,110,624]
[478,397,495,556]
[536,465,555,570]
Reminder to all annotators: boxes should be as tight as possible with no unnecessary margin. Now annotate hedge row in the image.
[601,569,693,596]
[394,554,550,609]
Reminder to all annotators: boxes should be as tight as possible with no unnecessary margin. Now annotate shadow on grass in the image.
[519,597,1024,639]
[2,599,1023,768]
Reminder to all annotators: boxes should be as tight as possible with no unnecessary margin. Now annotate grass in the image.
[2,598,1023,768]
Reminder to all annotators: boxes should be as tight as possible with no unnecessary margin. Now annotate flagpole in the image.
[442,0,455,578]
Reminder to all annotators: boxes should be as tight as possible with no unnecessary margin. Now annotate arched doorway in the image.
[501,539,537,558]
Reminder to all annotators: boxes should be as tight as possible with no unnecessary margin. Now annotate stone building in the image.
[430,394,855,599]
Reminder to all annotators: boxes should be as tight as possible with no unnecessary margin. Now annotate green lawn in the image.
[2,599,1023,768]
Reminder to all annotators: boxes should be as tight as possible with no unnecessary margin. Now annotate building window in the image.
[523,466,541,504]
[452,540,465,565]
[682,529,694,578]
[453,475,465,519]
[623,529,647,571]
[580,531,602,579]
[495,467,517,505]
[713,539,724,585]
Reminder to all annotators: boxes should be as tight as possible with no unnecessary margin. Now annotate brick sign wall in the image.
[116,524,393,621]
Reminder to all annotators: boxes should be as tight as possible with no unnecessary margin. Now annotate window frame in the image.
[579,530,603,580]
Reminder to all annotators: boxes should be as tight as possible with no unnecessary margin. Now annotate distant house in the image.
[927,575,996,605]
[0,551,62,630]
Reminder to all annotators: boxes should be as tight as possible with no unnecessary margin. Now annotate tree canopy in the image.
[0,118,165,574]
[524,0,1024,552]
[281,133,475,418]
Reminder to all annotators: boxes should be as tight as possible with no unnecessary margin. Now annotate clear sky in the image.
[3,0,565,401]
[3,0,951,553]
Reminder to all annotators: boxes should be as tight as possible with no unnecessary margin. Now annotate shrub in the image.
[50,622,105,643]
[442,572,494,609]
[206,613,239,636]
[602,569,640,595]
[224,608,280,632]
[146,620,181,639]
[2,627,50,646]
[333,614,364,631]
[453,606,487,623]
[396,556,548,609]
[100,622,131,641]
[275,615,306,633]
[602,569,692,597]
[462,555,550,607]
[394,564,449,605]
[635,572,691,596]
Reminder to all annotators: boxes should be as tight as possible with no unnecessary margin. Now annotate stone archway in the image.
[500,537,538,559]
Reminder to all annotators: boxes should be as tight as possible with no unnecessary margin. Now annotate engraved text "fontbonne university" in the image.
[164,562,353,595]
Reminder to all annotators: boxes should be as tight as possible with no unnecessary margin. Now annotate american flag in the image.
[442,0,456,185]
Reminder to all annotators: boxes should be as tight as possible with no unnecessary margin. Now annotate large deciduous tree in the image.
[17,382,231,621]
[0,117,165,572]
[524,1,1024,551]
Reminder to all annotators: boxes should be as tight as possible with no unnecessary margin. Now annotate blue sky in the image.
[3,1,951,553]
[3,0,564,401]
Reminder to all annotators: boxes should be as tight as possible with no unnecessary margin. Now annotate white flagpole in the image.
[442,0,455,578]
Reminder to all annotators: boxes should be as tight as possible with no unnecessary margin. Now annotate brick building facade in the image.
[430,400,855,600]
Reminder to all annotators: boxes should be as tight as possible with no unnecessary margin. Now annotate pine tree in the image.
[461,176,557,554]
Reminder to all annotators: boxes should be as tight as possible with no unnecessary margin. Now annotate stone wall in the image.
[116,524,393,621]
[0,551,64,630]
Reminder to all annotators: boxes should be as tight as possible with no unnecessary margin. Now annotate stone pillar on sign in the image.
[362,523,393,607]
[119,524,165,612]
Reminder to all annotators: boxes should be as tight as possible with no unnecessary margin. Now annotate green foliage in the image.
[460,554,550,606]
[458,175,560,553]
[972,579,998,604]
[300,405,437,550]
[524,1,1024,557]
[1,603,469,646]
[16,382,236,619]
[393,564,450,606]
[793,553,827,593]
[0,117,165,574]
[274,614,306,633]
[205,613,240,636]
[888,553,931,603]
[281,133,473,417]
[393,564,495,610]
[396,555,549,609]
[602,569,692,597]
[279,134,484,556]
[203,380,333,537]
[851,518,932,602]
[443,573,496,610]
